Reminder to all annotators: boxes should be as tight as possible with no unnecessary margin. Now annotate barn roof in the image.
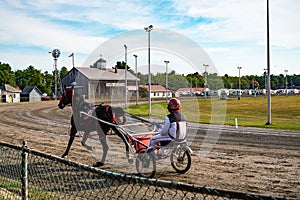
[177,87,205,92]
[0,84,21,93]
[139,85,171,92]
[21,86,43,95]
[75,67,139,81]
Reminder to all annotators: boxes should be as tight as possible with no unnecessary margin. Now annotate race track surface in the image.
[0,101,299,198]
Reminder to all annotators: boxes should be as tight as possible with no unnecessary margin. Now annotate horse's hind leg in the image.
[81,132,93,151]
[92,132,108,167]
[113,127,133,164]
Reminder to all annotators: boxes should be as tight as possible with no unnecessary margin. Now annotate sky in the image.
[0,0,299,77]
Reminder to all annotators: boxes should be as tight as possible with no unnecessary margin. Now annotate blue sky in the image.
[0,0,299,76]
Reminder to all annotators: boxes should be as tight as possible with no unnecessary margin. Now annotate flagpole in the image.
[72,54,74,67]
[69,53,75,67]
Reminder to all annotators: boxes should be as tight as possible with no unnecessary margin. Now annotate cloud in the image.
[171,0,300,48]
[0,7,106,53]
[0,0,299,75]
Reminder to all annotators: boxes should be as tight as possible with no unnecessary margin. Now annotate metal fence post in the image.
[21,140,28,200]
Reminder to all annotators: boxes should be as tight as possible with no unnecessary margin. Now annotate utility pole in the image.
[266,0,271,125]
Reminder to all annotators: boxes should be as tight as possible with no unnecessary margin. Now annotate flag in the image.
[68,53,74,57]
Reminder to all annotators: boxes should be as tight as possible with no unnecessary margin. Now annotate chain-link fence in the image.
[0,141,286,200]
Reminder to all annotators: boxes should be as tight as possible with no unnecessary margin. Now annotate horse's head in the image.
[58,88,73,109]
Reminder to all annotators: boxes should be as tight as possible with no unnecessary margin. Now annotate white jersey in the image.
[159,115,187,141]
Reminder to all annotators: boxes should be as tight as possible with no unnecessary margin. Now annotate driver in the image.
[149,98,187,155]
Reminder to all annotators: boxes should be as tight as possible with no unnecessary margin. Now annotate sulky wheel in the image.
[170,146,191,174]
[135,149,156,178]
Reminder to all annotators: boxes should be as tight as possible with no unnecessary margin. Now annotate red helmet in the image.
[168,98,181,111]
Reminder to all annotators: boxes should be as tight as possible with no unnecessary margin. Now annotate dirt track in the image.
[0,101,299,199]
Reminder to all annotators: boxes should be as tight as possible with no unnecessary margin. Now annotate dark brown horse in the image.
[58,87,130,167]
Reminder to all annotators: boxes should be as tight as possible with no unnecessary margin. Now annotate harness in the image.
[95,105,116,124]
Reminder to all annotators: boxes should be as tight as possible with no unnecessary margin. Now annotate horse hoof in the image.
[128,158,133,164]
[61,154,67,158]
[127,154,134,164]
[93,162,104,167]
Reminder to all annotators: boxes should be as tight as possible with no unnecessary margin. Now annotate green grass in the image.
[127,96,300,130]
[0,181,52,199]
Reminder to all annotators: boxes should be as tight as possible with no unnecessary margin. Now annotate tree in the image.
[222,74,231,89]
[2,60,300,96]
[137,72,147,85]
[60,66,68,78]
[168,73,189,92]
[15,66,51,94]
[115,61,130,70]
[0,62,15,86]
[186,72,204,88]
[207,73,224,90]
[249,80,260,89]
[15,70,26,89]
[43,71,53,95]
[24,66,45,88]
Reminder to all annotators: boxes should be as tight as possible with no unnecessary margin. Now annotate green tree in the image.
[24,66,44,87]
[15,69,26,89]
[0,62,15,86]
[186,72,204,88]
[168,72,189,92]
[43,71,53,95]
[137,72,147,85]
[60,66,68,78]
[207,73,224,90]
[15,65,51,94]
[115,61,130,70]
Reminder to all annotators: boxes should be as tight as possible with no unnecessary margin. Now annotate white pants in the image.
[149,134,172,147]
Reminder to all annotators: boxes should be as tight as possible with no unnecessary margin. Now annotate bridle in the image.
[58,88,73,109]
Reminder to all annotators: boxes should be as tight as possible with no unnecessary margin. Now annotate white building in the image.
[0,84,21,103]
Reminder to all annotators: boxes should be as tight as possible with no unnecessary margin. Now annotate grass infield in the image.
[128,96,300,130]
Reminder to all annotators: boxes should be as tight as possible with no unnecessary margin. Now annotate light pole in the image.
[203,64,209,99]
[164,60,169,101]
[144,25,153,117]
[237,66,242,100]
[134,54,138,105]
[124,45,128,108]
[266,0,271,125]
[284,69,288,96]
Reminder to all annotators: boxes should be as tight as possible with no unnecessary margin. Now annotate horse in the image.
[58,87,130,167]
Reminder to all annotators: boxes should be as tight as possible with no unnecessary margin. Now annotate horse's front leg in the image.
[92,131,109,167]
[62,118,77,158]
